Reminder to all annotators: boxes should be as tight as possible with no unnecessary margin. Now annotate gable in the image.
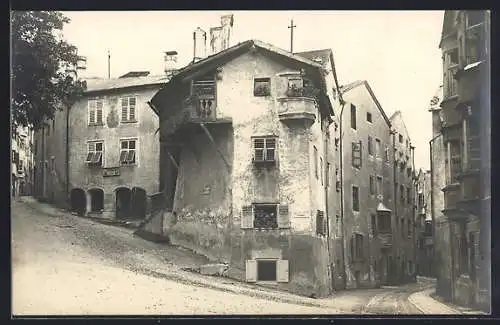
[389,111,410,139]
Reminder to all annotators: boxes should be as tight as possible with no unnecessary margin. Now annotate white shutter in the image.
[241,205,254,229]
[278,204,290,229]
[277,260,289,283]
[245,260,257,282]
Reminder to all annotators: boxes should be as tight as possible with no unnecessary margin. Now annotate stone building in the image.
[149,35,345,297]
[67,72,165,219]
[433,10,490,311]
[11,123,34,197]
[34,71,167,219]
[415,169,434,277]
[389,110,418,284]
[337,80,395,288]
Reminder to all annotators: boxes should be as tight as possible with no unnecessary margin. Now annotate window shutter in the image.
[241,205,253,229]
[89,109,95,124]
[277,260,289,283]
[358,141,363,167]
[96,100,103,123]
[245,260,257,282]
[121,98,128,121]
[278,204,290,229]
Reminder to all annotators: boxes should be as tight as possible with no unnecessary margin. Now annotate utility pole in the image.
[288,19,296,53]
[108,50,111,79]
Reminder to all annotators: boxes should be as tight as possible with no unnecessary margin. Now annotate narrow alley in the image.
[12,198,439,315]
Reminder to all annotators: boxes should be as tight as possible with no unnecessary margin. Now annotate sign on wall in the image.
[103,167,120,177]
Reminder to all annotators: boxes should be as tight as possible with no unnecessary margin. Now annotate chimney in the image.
[193,27,207,63]
[220,14,234,51]
[164,51,178,77]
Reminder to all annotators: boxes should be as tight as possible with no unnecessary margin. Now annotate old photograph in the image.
[10,10,491,316]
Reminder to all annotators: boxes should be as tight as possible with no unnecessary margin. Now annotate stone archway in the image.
[115,187,132,219]
[131,187,147,219]
[88,188,104,213]
[70,188,87,216]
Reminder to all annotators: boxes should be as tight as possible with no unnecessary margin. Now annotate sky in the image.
[61,10,444,170]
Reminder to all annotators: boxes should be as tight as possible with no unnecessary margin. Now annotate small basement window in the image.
[257,260,277,281]
[253,204,278,229]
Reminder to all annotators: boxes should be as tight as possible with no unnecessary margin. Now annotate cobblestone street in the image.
[12,198,441,315]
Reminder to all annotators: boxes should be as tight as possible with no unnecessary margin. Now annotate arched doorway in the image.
[70,188,86,215]
[88,188,104,213]
[115,187,132,219]
[131,187,147,219]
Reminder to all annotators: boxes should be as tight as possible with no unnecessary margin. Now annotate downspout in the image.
[429,133,443,291]
[323,119,332,291]
[391,129,397,284]
[66,105,71,207]
[338,100,347,289]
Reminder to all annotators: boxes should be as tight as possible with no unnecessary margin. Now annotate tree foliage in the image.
[11,11,86,130]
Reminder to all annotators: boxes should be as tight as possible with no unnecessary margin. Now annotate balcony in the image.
[443,187,460,211]
[377,232,393,247]
[277,87,318,124]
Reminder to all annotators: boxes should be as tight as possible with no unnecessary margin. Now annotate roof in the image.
[376,202,392,212]
[389,110,412,141]
[439,10,457,48]
[339,80,391,126]
[119,71,150,78]
[84,75,170,94]
[151,39,336,116]
[296,49,331,65]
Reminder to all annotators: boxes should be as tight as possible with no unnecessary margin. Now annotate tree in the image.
[11,11,86,130]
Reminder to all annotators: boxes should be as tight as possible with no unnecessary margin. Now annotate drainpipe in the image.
[324,120,332,291]
[66,105,71,207]
[391,129,397,284]
[338,100,347,289]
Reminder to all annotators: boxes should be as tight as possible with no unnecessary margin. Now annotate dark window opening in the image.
[257,260,277,281]
[371,214,377,235]
[253,204,278,229]
[316,210,326,236]
[449,49,459,65]
[313,146,318,178]
[352,186,360,212]
[368,136,373,156]
[366,112,372,123]
[399,134,403,143]
[254,78,271,96]
[369,175,375,195]
[407,187,411,204]
[350,104,357,129]
[352,141,362,168]
[378,213,391,233]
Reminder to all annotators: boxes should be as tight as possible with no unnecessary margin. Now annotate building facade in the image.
[433,10,490,311]
[12,123,34,197]
[338,81,395,288]
[151,38,345,297]
[415,169,434,277]
[389,111,418,284]
[67,73,165,219]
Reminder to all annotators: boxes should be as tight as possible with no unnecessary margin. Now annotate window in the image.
[351,233,364,260]
[253,137,276,163]
[320,157,323,185]
[316,210,326,236]
[375,139,381,158]
[385,146,389,162]
[257,260,277,281]
[253,204,278,229]
[418,193,425,209]
[350,104,357,129]
[352,186,360,212]
[254,78,271,96]
[401,218,405,237]
[369,175,375,195]
[120,139,137,165]
[366,112,372,123]
[378,213,391,233]
[352,141,362,168]
[371,214,377,235]
[46,125,50,136]
[408,220,412,237]
[334,138,339,151]
[18,159,23,171]
[121,97,137,122]
[88,99,104,125]
[11,150,15,163]
[399,134,403,143]
[449,49,459,65]
[376,176,383,196]
[86,141,104,167]
[406,187,411,204]
[313,146,318,178]
[400,185,405,204]
[368,136,373,156]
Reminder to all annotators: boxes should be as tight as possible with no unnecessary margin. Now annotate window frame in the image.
[253,77,271,97]
[120,138,138,166]
[86,140,105,167]
[313,146,318,178]
[352,141,362,169]
[88,98,104,126]
[120,96,138,123]
[368,136,373,156]
[376,175,383,197]
[375,138,382,158]
[350,104,357,130]
[252,136,277,164]
[366,112,372,123]
[253,203,279,230]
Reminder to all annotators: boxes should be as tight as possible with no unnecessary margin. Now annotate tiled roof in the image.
[296,49,332,66]
[84,75,170,93]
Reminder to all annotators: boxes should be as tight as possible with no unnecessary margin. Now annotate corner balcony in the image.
[277,86,319,125]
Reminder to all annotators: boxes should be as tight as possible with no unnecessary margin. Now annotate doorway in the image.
[70,188,87,215]
[115,187,132,219]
